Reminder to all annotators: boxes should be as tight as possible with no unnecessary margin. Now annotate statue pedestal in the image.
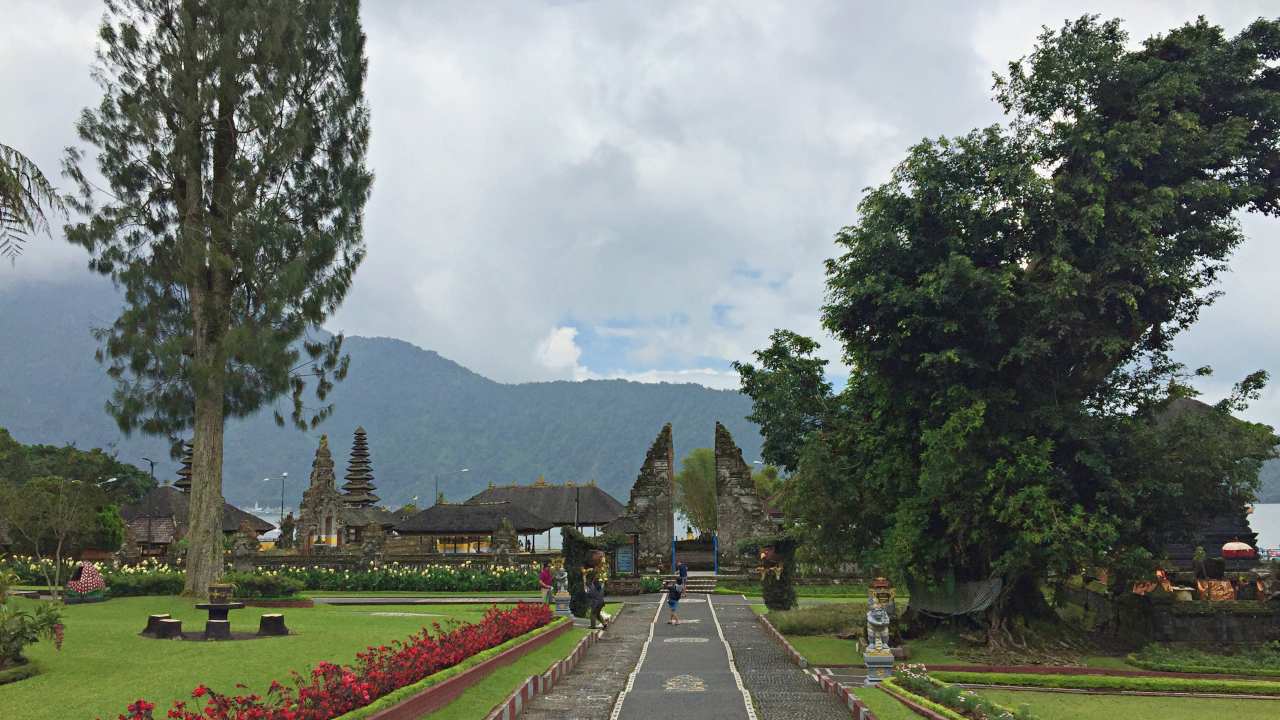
[863,648,895,686]
[554,591,571,617]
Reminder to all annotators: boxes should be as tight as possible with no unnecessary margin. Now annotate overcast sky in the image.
[2,1,1278,425]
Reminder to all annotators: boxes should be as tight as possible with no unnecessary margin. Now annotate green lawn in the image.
[304,589,539,597]
[789,636,861,665]
[978,689,1280,719]
[849,686,918,720]
[0,596,525,720]
[431,627,588,719]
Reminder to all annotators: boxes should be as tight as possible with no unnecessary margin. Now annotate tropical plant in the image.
[0,601,63,670]
[63,0,374,597]
[673,448,717,533]
[0,143,65,264]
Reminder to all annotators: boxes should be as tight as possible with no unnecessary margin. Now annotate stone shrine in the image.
[613,424,675,571]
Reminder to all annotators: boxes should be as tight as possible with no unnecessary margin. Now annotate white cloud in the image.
[535,326,587,375]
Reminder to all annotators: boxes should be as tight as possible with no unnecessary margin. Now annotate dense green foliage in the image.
[673,448,717,533]
[0,428,154,505]
[0,281,764,507]
[738,16,1280,629]
[223,571,305,599]
[932,669,1280,696]
[738,534,798,610]
[1128,641,1280,677]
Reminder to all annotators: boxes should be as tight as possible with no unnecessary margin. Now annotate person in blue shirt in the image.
[666,576,686,625]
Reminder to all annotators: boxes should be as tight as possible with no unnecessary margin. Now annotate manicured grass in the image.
[429,626,589,720]
[304,589,539,597]
[849,686,921,720]
[979,689,1280,720]
[789,636,861,665]
[0,596,522,720]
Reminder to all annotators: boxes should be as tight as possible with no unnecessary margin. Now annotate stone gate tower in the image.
[714,421,773,566]
[616,424,676,571]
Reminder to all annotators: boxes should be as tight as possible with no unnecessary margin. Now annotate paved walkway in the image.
[520,596,657,720]
[612,594,753,719]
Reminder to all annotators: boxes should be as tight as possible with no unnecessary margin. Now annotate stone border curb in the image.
[484,603,626,720]
[363,618,571,720]
[809,669,880,720]
[755,613,807,668]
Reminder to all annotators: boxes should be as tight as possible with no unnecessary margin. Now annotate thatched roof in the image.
[120,485,274,544]
[340,505,401,529]
[395,501,554,535]
[464,481,625,526]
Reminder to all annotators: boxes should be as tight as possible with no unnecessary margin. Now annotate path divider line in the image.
[608,594,666,720]
[706,597,759,720]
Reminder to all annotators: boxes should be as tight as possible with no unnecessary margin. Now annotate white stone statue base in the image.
[863,648,895,686]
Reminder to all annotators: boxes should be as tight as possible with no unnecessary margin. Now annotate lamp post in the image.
[263,472,289,527]
[434,467,469,506]
[141,457,157,484]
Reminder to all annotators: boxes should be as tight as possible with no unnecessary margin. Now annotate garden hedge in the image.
[1124,655,1280,678]
[932,670,1280,695]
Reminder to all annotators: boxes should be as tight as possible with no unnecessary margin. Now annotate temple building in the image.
[298,428,401,547]
[120,442,274,558]
[394,501,554,554]
[464,476,625,549]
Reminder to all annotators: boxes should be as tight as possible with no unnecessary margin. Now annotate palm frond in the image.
[0,143,67,263]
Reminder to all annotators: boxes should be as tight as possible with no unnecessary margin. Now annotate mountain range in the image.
[0,278,763,509]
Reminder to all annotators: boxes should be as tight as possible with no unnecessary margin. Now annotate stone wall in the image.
[714,421,772,567]
[618,424,675,571]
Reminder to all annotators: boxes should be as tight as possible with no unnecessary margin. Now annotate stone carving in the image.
[714,422,772,565]
[341,426,379,507]
[491,516,519,564]
[231,519,260,572]
[616,424,675,571]
[299,435,344,547]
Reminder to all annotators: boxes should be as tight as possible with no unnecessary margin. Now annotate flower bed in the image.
[109,602,554,720]
[0,557,542,594]
[930,669,1280,696]
[887,665,1037,720]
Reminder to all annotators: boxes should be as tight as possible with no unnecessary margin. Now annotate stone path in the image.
[519,596,657,720]
[712,595,851,719]
[612,594,753,720]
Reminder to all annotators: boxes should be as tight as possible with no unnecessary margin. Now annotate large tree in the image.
[64,0,372,595]
[674,447,718,534]
[739,16,1280,641]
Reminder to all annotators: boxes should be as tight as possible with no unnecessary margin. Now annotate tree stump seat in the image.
[258,614,289,636]
[204,619,231,640]
[142,614,172,636]
[156,618,183,639]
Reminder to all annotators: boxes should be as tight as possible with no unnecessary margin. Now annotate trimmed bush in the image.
[224,572,305,599]
[1127,640,1280,677]
[931,669,1280,695]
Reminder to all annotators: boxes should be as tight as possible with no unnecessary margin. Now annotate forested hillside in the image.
[0,279,761,508]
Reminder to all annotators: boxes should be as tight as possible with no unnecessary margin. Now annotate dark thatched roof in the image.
[120,485,274,544]
[340,505,402,529]
[604,515,644,535]
[464,482,625,526]
[395,501,554,535]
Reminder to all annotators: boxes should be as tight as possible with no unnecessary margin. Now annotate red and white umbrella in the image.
[1222,541,1256,559]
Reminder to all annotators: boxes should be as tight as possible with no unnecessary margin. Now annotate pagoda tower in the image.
[174,441,194,493]
[341,426,379,507]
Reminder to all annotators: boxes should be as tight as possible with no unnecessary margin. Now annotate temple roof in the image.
[121,485,274,542]
[463,481,625,526]
[395,501,554,534]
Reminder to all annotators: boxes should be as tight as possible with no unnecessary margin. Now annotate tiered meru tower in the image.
[341,426,379,507]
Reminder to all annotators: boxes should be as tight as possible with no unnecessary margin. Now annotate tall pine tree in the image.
[64,0,373,595]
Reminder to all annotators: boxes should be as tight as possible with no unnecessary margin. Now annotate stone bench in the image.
[205,619,231,640]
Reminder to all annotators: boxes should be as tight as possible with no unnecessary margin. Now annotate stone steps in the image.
[661,575,718,593]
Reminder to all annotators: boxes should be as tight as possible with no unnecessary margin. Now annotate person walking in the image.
[677,560,689,583]
[666,575,686,625]
[538,560,554,605]
[584,561,608,629]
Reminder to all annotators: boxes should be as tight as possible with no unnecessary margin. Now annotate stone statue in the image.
[862,576,896,685]
[554,564,569,594]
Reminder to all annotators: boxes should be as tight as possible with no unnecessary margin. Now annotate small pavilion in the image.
[393,501,554,554]
[463,476,626,550]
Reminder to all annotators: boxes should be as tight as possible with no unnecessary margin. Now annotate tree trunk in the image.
[182,360,227,598]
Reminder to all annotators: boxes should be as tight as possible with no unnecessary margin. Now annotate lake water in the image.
[1254,503,1280,551]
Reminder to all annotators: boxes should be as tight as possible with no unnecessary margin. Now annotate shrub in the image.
[1127,640,1280,676]
[641,576,664,593]
[109,603,555,720]
[224,572,305,599]
[890,665,1034,720]
[767,603,865,635]
[0,601,62,669]
[931,669,1280,696]
[104,568,185,597]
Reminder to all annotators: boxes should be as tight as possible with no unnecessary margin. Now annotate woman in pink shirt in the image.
[539,560,554,605]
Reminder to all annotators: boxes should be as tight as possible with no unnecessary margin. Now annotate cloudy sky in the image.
[2,1,1278,424]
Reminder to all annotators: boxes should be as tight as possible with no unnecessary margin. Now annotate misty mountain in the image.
[0,278,762,508]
